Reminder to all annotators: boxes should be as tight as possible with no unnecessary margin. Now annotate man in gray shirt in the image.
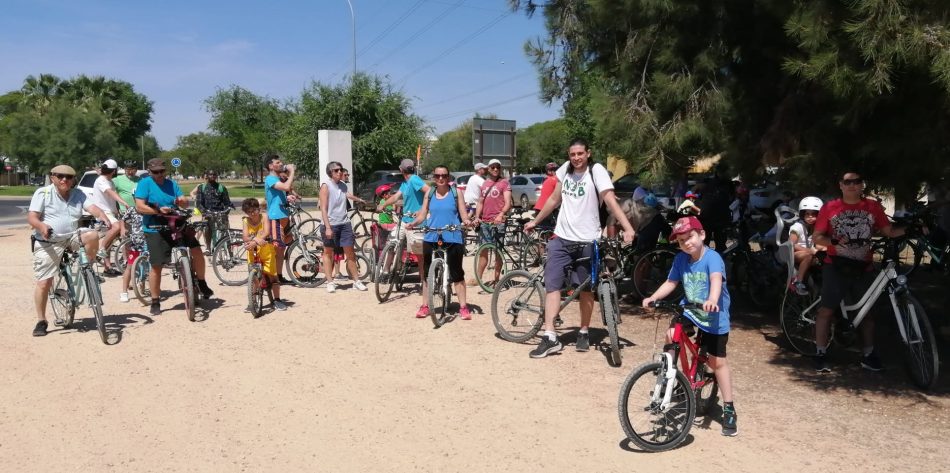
[27,164,112,337]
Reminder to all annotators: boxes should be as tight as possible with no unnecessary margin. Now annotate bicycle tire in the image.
[896,293,939,389]
[178,257,196,322]
[490,269,545,343]
[211,238,249,286]
[284,241,324,288]
[746,251,784,309]
[779,290,825,356]
[131,253,152,306]
[374,241,399,303]
[247,266,263,318]
[473,243,506,293]
[692,363,719,418]
[49,273,75,328]
[82,267,108,344]
[427,258,451,328]
[296,218,322,237]
[599,278,622,367]
[617,361,695,452]
[353,252,373,281]
[633,249,682,300]
[111,238,130,273]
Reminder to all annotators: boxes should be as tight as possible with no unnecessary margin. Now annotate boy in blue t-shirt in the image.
[642,216,738,437]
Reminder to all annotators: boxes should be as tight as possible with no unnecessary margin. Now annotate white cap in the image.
[488,159,502,167]
[474,162,487,170]
[102,159,118,170]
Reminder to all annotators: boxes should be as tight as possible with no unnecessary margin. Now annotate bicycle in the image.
[631,242,685,301]
[473,218,548,294]
[130,250,152,305]
[45,224,110,344]
[247,237,276,318]
[374,212,421,303]
[617,301,718,452]
[779,237,939,389]
[420,224,462,328]
[282,215,327,288]
[490,238,623,366]
[146,209,202,322]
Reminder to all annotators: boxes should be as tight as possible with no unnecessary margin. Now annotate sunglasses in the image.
[489,165,501,169]
[52,173,75,180]
[330,168,343,173]
[150,169,166,175]
[841,178,864,186]
[432,173,450,179]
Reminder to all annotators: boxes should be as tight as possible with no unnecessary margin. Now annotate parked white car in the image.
[749,181,793,211]
[509,174,546,208]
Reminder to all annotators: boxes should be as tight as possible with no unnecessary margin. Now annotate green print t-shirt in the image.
[667,248,731,335]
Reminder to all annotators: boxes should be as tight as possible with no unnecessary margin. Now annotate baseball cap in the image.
[474,162,487,170]
[123,159,138,168]
[50,164,76,176]
[399,159,416,172]
[102,159,118,170]
[147,158,166,171]
[670,216,704,239]
[488,159,502,167]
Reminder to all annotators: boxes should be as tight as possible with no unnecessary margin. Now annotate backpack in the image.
[580,162,610,228]
[427,185,458,206]
[199,182,225,194]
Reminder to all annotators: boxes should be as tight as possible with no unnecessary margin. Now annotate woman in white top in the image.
[92,159,128,275]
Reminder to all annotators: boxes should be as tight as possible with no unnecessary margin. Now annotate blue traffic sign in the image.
[170,157,182,168]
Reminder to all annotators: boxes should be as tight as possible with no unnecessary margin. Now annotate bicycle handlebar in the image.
[419,225,461,233]
[648,301,704,312]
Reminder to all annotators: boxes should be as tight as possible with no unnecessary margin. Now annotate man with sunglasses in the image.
[135,158,215,316]
[195,169,233,253]
[28,164,113,337]
[811,171,904,373]
[473,159,512,287]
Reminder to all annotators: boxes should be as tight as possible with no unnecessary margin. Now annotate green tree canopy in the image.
[165,132,240,178]
[516,118,570,172]
[427,120,473,173]
[205,85,288,182]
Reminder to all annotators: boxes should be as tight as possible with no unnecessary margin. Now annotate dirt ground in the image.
[1,214,948,472]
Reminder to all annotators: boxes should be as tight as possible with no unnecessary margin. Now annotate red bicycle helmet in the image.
[685,191,699,199]
[375,184,393,197]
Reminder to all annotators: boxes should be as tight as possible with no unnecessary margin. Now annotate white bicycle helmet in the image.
[799,196,823,212]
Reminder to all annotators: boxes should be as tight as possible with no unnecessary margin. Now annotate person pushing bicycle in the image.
[524,138,635,356]
[641,216,737,437]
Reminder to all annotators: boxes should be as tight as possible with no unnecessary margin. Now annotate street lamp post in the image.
[345,0,356,77]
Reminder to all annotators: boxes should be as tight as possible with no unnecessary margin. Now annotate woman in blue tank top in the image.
[408,165,474,319]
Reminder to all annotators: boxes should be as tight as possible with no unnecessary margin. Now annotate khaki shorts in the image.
[101,210,119,225]
[391,224,425,254]
[33,235,81,281]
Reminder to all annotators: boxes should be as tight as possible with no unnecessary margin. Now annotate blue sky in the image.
[0,0,562,149]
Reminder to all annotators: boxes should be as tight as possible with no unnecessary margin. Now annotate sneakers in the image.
[352,280,368,291]
[150,301,161,316]
[575,331,590,352]
[415,305,429,318]
[791,279,808,296]
[197,280,214,299]
[459,305,472,320]
[119,292,130,303]
[529,336,563,359]
[103,267,122,277]
[721,404,738,436]
[861,351,883,372]
[326,282,338,293]
[814,353,831,373]
[32,320,48,337]
[273,299,288,311]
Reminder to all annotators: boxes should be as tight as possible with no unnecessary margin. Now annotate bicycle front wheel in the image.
[633,249,681,300]
[617,361,695,452]
[895,293,939,389]
[374,241,399,303]
[111,238,130,273]
[780,291,823,356]
[473,243,506,293]
[247,266,264,318]
[131,253,153,306]
[81,267,108,344]
[491,269,545,343]
[427,258,452,328]
[49,273,76,328]
[211,238,249,286]
[598,278,622,367]
[285,241,324,288]
[178,257,196,322]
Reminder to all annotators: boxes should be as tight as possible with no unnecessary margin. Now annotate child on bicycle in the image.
[789,196,825,295]
[374,184,398,253]
[119,207,146,303]
[677,190,702,216]
[242,198,286,311]
[641,216,737,437]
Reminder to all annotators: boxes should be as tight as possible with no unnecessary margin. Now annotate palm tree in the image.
[19,74,63,113]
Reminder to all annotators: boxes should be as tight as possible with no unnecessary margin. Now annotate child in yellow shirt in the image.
[242,198,287,311]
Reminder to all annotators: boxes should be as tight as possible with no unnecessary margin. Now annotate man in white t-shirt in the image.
[91,158,127,275]
[463,162,488,216]
[525,138,636,358]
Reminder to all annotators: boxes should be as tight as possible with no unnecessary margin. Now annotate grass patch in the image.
[178,179,317,199]
[0,185,41,196]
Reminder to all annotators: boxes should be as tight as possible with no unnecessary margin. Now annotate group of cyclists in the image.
[27,135,929,445]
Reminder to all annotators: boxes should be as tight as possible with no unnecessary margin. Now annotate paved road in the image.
[0,198,31,228]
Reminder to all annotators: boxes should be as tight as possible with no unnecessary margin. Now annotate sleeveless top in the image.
[423,188,463,244]
[325,181,349,226]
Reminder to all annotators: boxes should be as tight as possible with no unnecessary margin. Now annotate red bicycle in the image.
[617,301,718,452]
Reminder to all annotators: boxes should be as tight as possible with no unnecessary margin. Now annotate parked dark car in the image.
[357,170,403,206]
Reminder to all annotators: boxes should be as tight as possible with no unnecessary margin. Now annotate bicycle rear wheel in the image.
[374,241,399,303]
[285,241,325,288]
[896,293,939,389]
[633,249,681,300]
[427,259,451,328]
[211,238,249,286]
[111,238,130,273]
[178,257,196,322]
[296,218,322,237]
[779,291,824,356]
[82,267,108,344]
[247,266,264,318]
[473,243,506,293]
[598,278,622,367]
[49,273,75,328]
[491,269,545,343]
[131,253,152,306]
[617,361,695,452]
[352,252,372,281]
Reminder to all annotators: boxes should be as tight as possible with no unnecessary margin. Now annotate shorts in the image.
[269,218,290,247]
[422,242,465,283]
[32,235,81,281]
[144,230,200,267]
[392,223,424,254]
[126,248,142,266]
[101,210,118,225]
[478,222,505,245]
[247,242,278,276]
[320,222,355,248]
[544,236,594,293]
[681,319,729,358]
[820,262,875,310]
